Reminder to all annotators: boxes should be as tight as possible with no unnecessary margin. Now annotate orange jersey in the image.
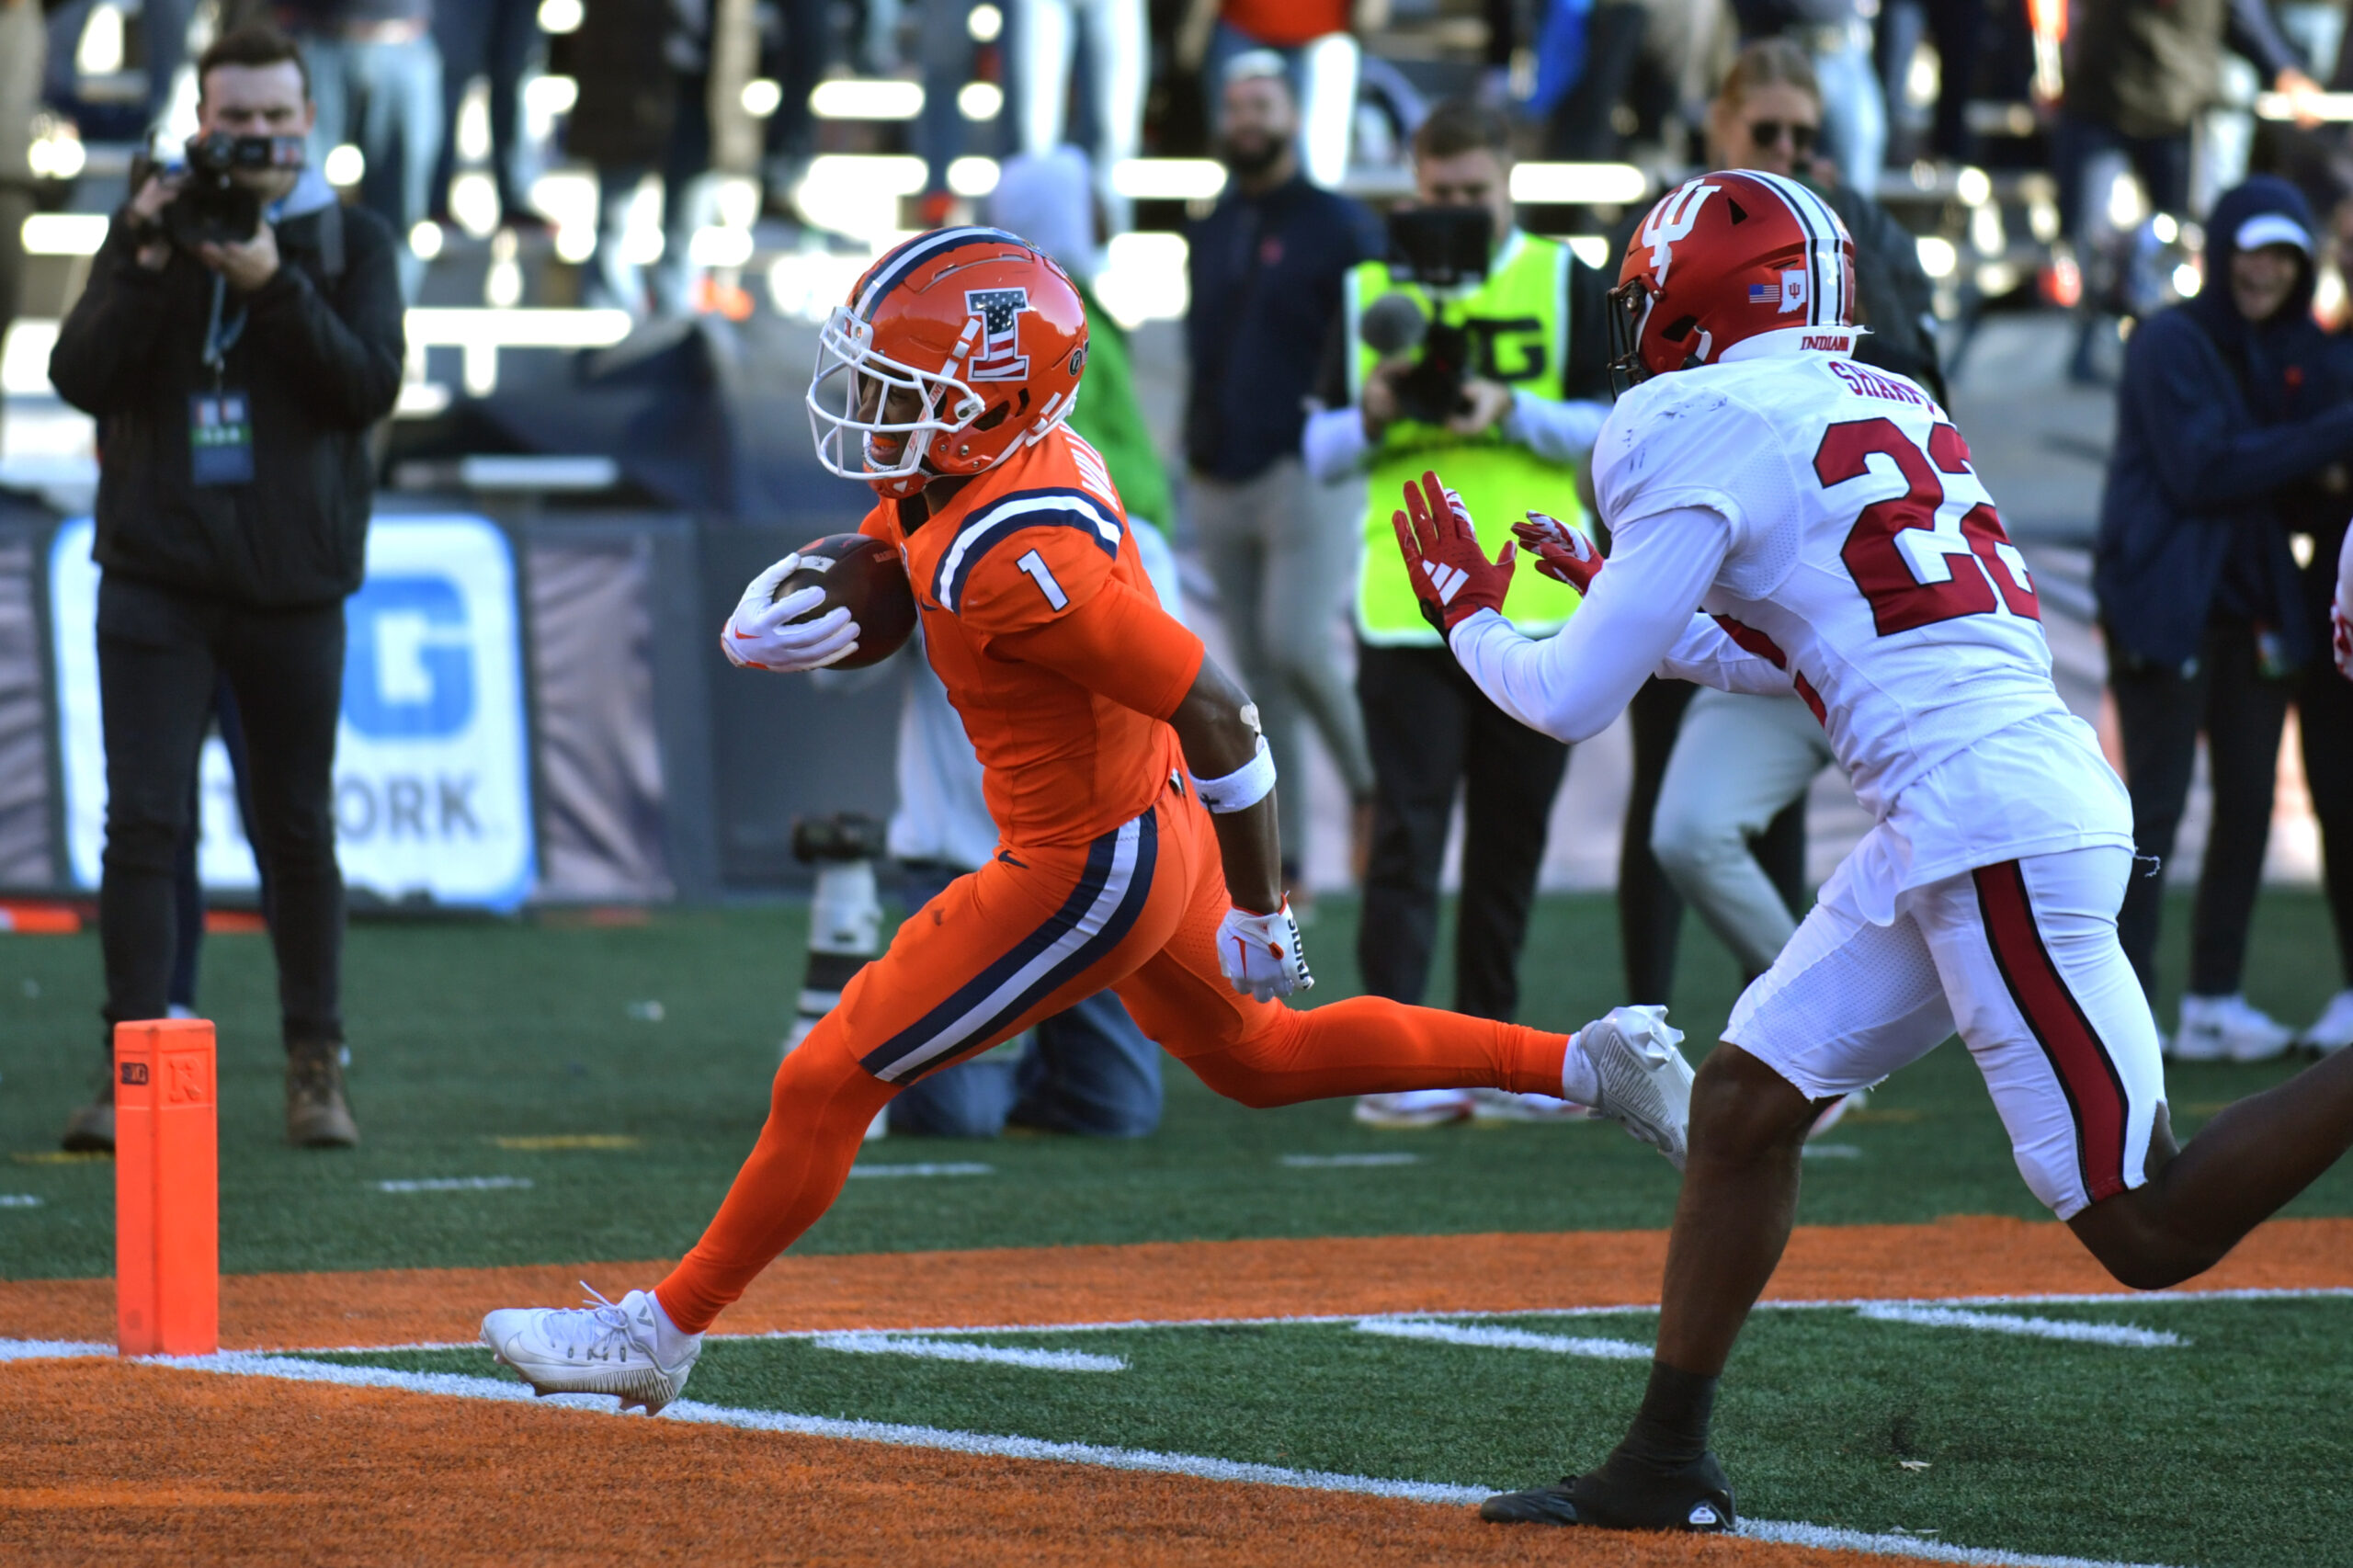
[864,427,1206,849]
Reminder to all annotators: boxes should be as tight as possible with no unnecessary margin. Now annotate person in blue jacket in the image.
[2096,176,2353,1062]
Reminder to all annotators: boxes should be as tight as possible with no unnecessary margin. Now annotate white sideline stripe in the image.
[844,1163,993,1178]
[1353,1318,1651,1360]
[813,1333,1126,1371]
[0,1338,111,1361]
[1279,1153,1421,1168]
[119,1352,2178,1568]
[0,1194,44,1207]
[1802,1142,1863,1159]
[1856,1304,2183,1348]
[377,1176,533,1192]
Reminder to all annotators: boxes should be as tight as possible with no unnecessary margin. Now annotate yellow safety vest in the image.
[1348,231,1586,645]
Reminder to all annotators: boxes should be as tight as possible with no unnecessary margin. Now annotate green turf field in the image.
[300,1290,2353,1568]
[0,890,2344,1279]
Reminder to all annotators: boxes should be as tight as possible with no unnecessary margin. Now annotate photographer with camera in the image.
[1302,97,1614,1126]
[49,25,404,1153]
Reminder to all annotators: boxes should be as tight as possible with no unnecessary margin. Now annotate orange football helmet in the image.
[807,227,1091,498]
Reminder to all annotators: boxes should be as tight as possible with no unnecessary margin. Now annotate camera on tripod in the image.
[1359,207,1495,426]
[132,132,308,250]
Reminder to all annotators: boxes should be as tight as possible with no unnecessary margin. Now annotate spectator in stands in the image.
[1874,0,1979,166]
[568,0,707,316]
[759,0,829,207]
[1728,0,1881,189]
[1301,97,1613,1126]
[2058,0,2321,381]
[428,0,540,231]
[915,0,992,227]
[1012,0,1147,233]
[48,25,403,1151]
[1176,0,1383,188]
[2297,399,2353,1055]
[1185,53,1381,915]
[0,0,38,462]
[278,0,444,299]
[2096,176,2353,1062]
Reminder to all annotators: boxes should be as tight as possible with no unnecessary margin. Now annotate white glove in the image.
[1216,902,1314,1003]
[722,554,859,672]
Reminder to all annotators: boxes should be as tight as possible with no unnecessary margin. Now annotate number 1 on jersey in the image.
[1016,549,1070,610]
[1813,416,2038,636]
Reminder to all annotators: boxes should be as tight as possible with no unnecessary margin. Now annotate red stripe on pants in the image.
[1972,860,2131,1205]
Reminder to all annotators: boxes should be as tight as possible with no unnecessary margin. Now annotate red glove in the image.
[1391,470,1516,635]
[1511,512,1603,595]
[2334,597,2351,680]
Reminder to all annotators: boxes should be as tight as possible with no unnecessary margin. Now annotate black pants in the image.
[1618,677,1809,1004]
[2112,620,2290,1000]
[1356,642,1569,1022]
[2301,619,2353,988]
[98,576,347,1051]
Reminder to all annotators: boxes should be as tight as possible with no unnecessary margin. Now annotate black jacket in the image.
[2067,0,2305,139]
[49,191,404,609]
[2095,177,2353,672]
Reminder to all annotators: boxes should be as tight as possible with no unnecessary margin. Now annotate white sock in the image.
[1560,1032,1601,1107]
[642,1290,699,1354]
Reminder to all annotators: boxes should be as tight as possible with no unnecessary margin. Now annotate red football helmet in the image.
[807,227,1090,498]
[1608,170,1858,384]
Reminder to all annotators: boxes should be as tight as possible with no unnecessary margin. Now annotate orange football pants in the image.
[656,780,1568,1333]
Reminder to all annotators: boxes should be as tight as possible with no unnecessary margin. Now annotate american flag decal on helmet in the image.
[966,287,1032,381]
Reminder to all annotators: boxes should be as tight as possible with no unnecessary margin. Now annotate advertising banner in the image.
[51,514,536,910]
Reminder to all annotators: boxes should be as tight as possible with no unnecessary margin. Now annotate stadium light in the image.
[1109,159,1226,201]
[21,213,108,256]
[809,79,924,120]
[1509,163,1648,205]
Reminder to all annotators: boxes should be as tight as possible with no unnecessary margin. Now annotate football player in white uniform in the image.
[1394,168,2353,1533]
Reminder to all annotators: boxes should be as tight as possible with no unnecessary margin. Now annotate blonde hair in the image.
[1716,38,1820,112]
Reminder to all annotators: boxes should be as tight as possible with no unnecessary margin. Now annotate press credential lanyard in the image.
[190,271,255,486]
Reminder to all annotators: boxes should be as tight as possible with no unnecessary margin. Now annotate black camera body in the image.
[1363,206,1495,426]
[143,133,307,250]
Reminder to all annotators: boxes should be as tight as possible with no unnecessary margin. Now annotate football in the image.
[770,532,918,670]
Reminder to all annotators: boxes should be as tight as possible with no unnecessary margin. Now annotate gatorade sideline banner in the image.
[49,515,539,912]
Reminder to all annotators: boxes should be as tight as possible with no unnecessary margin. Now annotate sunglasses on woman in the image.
[1746,119,1819,154]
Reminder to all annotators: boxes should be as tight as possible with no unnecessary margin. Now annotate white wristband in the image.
[1191,736,1278,813]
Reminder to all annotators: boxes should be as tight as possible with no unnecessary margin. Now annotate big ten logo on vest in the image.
[1461,316,1548,385]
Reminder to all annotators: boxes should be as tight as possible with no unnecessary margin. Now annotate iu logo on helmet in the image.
[1640,180,1719,285]
[966,287,1032,381]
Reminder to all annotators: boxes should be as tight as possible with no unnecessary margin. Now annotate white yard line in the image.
[376,1176,533,1193]
[74,1351,2179,1568]
[1856,1304,2184,1348]
[1353,1317,1651,1359]
[0,1338,110,1361]
[1279,1153,1423,1168]
[844,1163,993,1178]
[0,1195,44,1208]
[813,1333,1126,1371]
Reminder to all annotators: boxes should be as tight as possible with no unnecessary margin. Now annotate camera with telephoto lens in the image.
[1360,206,1495,425]
[138,132,308,250]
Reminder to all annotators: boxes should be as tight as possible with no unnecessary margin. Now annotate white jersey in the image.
[1589,347,2132,903]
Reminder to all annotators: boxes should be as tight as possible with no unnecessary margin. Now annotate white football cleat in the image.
[2172,994,2295,1063]
[1353,1089,1473,1128]
[2301,990,2353,1055]
[1578,1006,1696,1169]
[1468,1087,1592,1122]
[482,1285,701,1415]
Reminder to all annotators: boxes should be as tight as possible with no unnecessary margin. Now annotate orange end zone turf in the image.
[0,1358,1905,1568]
[6,1215,2353,1351]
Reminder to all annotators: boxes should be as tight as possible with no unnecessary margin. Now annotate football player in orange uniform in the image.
[480,230,1697,1412]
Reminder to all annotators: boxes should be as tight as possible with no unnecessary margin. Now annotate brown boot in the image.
[286,1041,358,1147]
[60,1043,116,1153]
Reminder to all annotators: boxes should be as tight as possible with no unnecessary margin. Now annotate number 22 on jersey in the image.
[1813,416,2039,636]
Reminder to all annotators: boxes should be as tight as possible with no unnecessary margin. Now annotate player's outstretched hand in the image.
[1217,902,1314,1003]
[1391,470,1515,636]
[722,554,860,672]
[1511,511,1603,595]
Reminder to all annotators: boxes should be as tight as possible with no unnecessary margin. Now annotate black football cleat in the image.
[1480,1451,1735,1532]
